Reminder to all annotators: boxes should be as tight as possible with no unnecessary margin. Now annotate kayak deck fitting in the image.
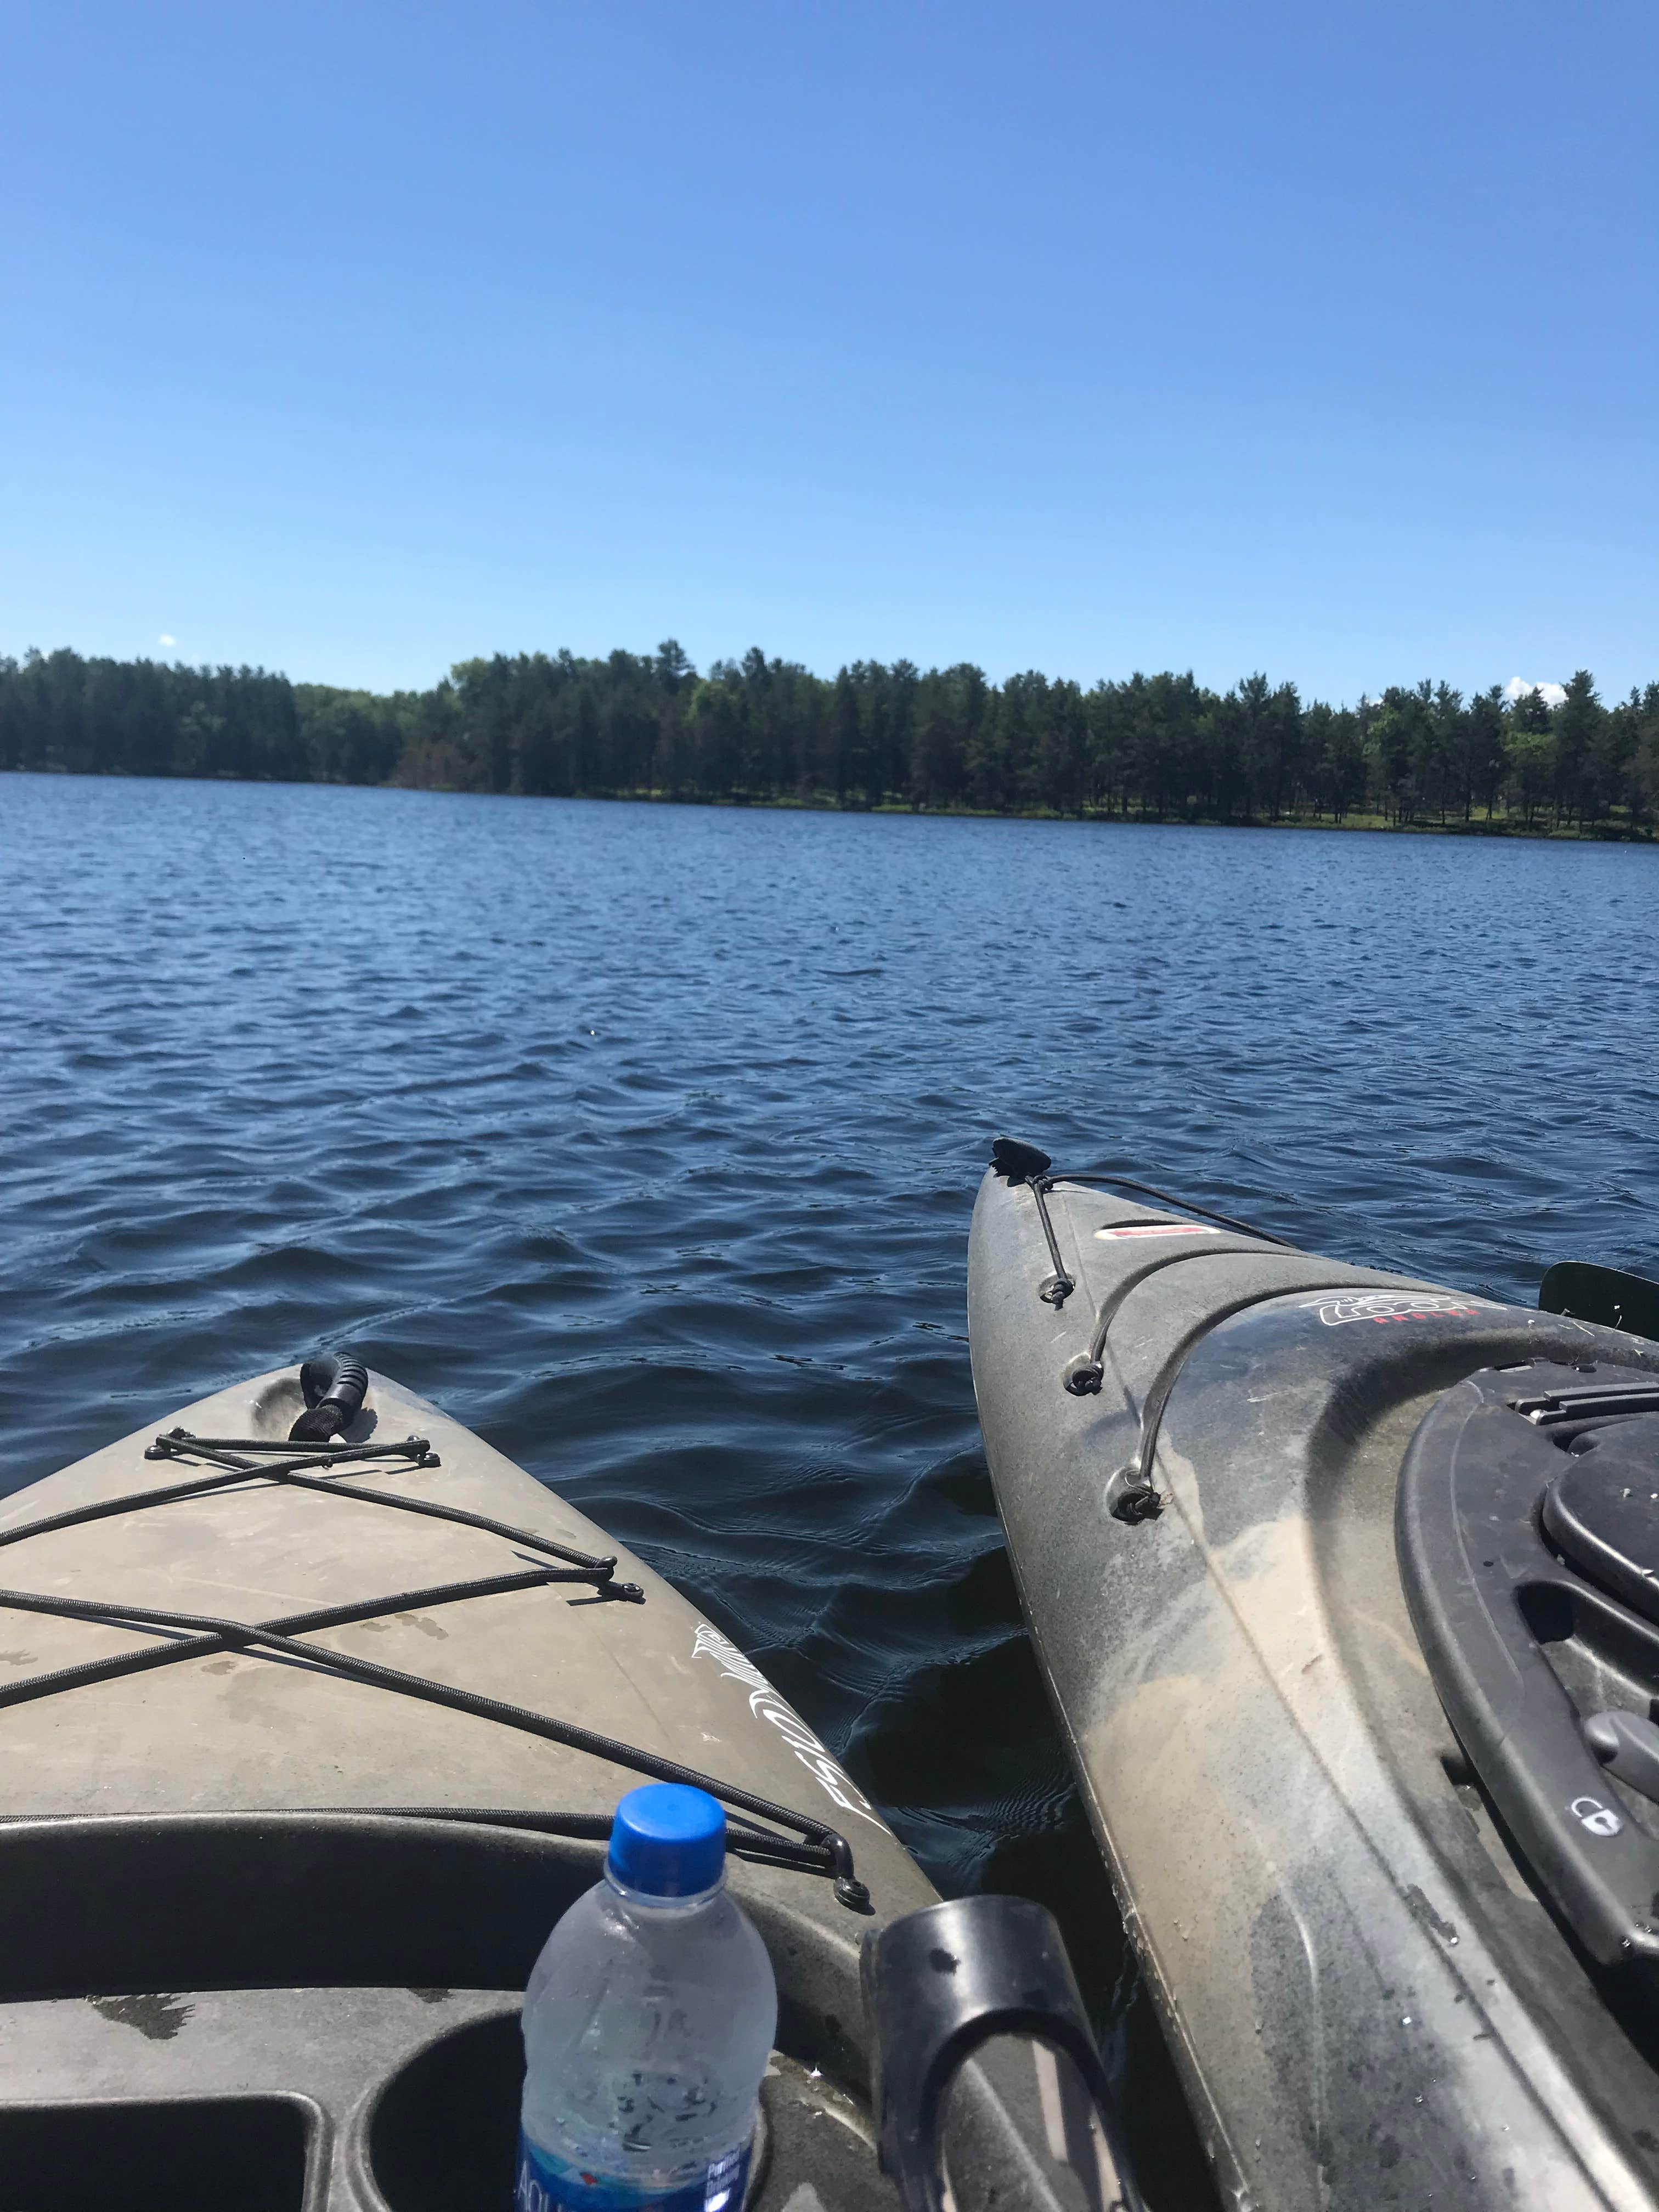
[969,1141,1659,2212]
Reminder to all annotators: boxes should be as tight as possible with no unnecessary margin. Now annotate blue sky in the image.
[4,1,1654,703]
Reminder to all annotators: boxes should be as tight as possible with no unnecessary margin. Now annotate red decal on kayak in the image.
[1094,1222,1222,1240]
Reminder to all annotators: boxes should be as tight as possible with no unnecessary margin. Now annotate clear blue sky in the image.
[4,1,1654,703]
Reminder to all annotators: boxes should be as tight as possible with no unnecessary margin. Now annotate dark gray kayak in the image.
[969,1143,1659,2212]
[0,1359,938,2211]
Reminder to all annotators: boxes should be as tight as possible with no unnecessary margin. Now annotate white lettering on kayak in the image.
[1095,1222,1221,1240]
[691,1624,885,1830]
[1303,1290,1499,1328]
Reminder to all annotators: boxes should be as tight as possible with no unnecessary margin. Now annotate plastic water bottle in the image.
[516,1784,778,2212]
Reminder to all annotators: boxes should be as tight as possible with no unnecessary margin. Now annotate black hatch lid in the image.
[1540,1413,1659,1628]
[1397,1361,1659,1982]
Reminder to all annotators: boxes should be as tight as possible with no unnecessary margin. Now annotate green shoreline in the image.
[7,643,1657,843]
[9,761,1653,844]
[394,784,1654,841]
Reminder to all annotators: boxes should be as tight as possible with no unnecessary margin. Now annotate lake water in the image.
[4,772,1657,2203]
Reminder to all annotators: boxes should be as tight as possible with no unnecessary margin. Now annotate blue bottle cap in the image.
[607,1784,727,1898]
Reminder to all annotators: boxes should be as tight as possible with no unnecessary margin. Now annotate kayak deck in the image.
[0,1364,930,2211]
[0,1366,908,1866]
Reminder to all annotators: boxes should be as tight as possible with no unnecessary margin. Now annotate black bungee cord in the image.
[0,1423,870,1910]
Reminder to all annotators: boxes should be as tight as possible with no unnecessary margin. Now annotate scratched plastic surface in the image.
[2,773,1657,2204]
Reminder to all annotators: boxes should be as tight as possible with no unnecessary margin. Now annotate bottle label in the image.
[515,2131,751,2212]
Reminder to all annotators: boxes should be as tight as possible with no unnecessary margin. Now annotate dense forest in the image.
[4,641,1658,835]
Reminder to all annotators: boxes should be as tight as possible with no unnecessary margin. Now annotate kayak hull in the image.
[969,1166,1659,2212]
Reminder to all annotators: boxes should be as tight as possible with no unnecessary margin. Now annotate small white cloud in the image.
[1505,676,1566,707]
[158,633,176,647]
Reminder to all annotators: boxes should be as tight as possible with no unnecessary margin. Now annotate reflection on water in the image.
[4,774,1656,2205]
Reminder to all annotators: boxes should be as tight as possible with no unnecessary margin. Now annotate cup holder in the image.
[368,2015,789,2212]
[370,2015,522,2212]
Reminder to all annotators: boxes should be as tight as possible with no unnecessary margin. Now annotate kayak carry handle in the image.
[289,1352,370,1443]
[990,1137,1054,1187]
[862,1894,1144,2212]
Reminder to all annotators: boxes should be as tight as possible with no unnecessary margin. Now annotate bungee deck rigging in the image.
[988,1133,1292,1315]
[990,1135,1361,1519]
[0,1410,870,1908]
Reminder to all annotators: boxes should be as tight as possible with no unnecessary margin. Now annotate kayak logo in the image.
[1302,1290,1497,1328]
[692,1625,885,1830]
[1570,1795,1623,1838]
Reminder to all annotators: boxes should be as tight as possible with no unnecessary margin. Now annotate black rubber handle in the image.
[990,1136,1053,1187]
[289,1352,370,1443]
[862,1894,1143,2212]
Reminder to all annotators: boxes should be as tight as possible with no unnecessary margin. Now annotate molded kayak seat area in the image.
[969,1155,1659,2212]
[0,1984,888,2212]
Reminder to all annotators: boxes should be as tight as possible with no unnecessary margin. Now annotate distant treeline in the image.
[5,642,1659,836]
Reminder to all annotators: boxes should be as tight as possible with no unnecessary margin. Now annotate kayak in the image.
[968,1141,1659,2212]
[0,1357,941,2211]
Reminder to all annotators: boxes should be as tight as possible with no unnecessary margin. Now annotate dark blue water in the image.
[4,773,1657,2199]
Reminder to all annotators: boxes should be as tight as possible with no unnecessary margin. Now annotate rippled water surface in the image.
[4,775,1658,2200]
